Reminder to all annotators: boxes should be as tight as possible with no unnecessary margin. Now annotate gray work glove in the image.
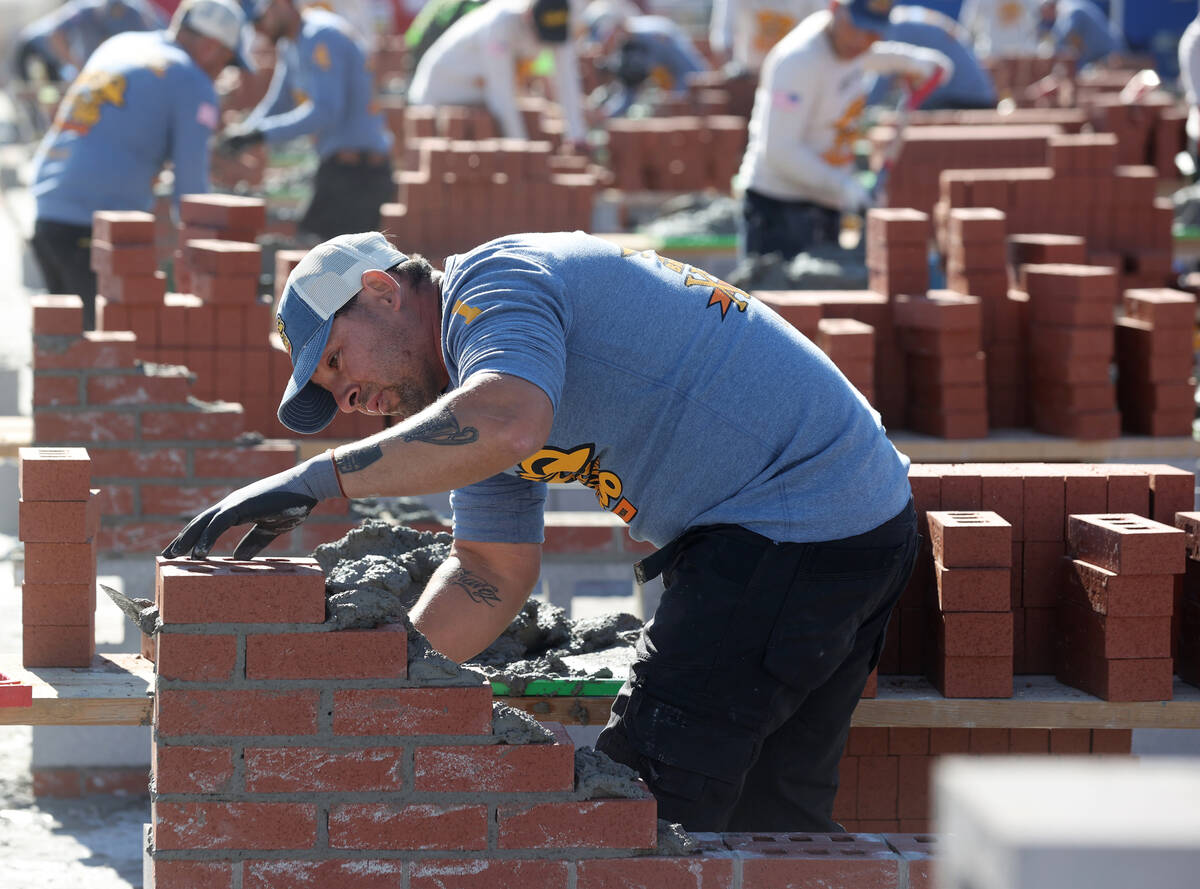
[162,451,343,560]
[217,127,265,155]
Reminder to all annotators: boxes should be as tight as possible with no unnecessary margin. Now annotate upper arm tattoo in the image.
[447,568,501,607]
[335,442,383,474]
[402,408,479,446]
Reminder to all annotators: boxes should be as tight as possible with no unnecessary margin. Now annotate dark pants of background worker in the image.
[741,188,841,261]
[595,499,919,832]
[300,152,394,242]
[30,219,96,330]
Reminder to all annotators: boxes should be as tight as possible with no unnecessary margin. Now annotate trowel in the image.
[100,583,160,637]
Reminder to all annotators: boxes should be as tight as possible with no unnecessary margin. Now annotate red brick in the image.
[949,207,1006,244]
[1021,539,1066,608]
[93,210,155,244]
[246,860,406,889]
[887,728,930,755]
[18,447,91,501]
[1063,559,1174,616]
[928,727,970,753]
[885,833,936,889]
[246,625,407,680]
[190,271,259,304]
[23,541,95,584]
[576,857,731,889]
[1023,473,1066,541]
[180,194,267,230]
[141,405,245,441]
[980,470,1023,538]
[754,291,823,337]
[1090,728,1133,753]
[894,292,982,331]
[1008,233,1087,266]
[34,376,81,408]
[1058,601,1172,659]
[98,521,182,552]
[1056,647,1173,701]
[330,802,488,850]
[935,564,1010,612]
[414,738,574,792]
[193,443,297,477]
[89,446,188,478]
[856,754,898,818]
[90,241,157,276]
[1123,288,1195,328]
[22,624,94,667]
[1105,469,1151,515]
[244,746,406,792]
[141,483,236,516]
[153,801,316,850]
[931,654,1012,698]
[938,611,1013,657]
[85,372,191,406]
[185,239,263,276]
[155,689,319,736]
[21,582,93,626]
[928,511,1012,567]
[542,520,620,553]
[19,492,98,543]
[333,684,493,736]
[97,270,168,304]
[152,745,234,793]
[31,295,84,335]
[498,799,657,850]
[739,844,902,889]
[1067,514,1186,575]
[968,728,1010,754]
[155,632,237,681]
[150,860,234,889]
[1021,263,1119,303]
[1048,728,1091,754]
[868,207,930,245]
[1147,466,1195,525]
[939,471,982,510]
[846,727,890,756]
[896,754,932,820]
[834,756,858,820]
[34,409,138,444]
[1008,728,1050,753]
[157,558,326,624]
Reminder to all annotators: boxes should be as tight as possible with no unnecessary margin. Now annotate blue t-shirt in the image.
[869,20,996,109]
[32,30,218,227]
[441,231,913,549]
[1051,1,1121,68]
[20,0,163,68]
[246,8,391,158]
[604,16,711,117]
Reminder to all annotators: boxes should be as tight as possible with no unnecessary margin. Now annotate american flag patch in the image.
[196,102,218,129]
[772,91,802,109]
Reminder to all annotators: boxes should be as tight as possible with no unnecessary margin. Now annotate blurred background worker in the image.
[868,4,995,111]
[736,0,951,261]
[28,0,249,330]
[408,0,588,147]
[403,0,488,72]
[13,0,166,85]
[1179,9,1200,177]
[957,0,1042,58]
[709,0,825,74]
[1038,0,1123,70]
[220,0,393,241]
[583,0,709,118]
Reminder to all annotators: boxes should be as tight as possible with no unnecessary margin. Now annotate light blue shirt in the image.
[869,19,996,109]
[245,8,391,158]
[32,29,217,226]
[604,15,711,117]
[20,0,163,70]
[440,231,913,548]
[1050,0,1122,68]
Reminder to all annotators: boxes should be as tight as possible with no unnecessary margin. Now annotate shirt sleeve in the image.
[551,41,586,142]
[258,32,346,143]
[246,45,297,125]
[450,470,548,543]
[709,0,733,57]
[169,75,217,207]
[481,29,527,139]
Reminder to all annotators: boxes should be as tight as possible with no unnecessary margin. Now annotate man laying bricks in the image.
[164,229,919,832]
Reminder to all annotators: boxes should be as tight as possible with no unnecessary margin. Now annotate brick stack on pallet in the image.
[1086,89,1188,177]
[1059,514,1185,700]
[816,318,875,403]
[986,54,1073,104]
[1174,511,1200,688]
[1115,288,1197,436]
[604,115,746,192]
[18,446,98,667]
[894,291,988,439]
[927,511,1014,698]
[1020,263,1120,440]
[90,211,168,332]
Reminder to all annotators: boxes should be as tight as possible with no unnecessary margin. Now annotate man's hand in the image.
[162,451,343,560]
[216,127,266,155]
[838,175,873,215]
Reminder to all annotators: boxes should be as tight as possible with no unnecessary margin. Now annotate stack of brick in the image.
[91,210,167,333]
[175,195,267,293]
[816,318,875,403]
[927,511,1014,698]
[866,208,929,299]
[1020,263,1120,440]
[1086,90,1188,177]
[604,115,746,192]
[894,291,988,439]
[985,54,1073,104]
[147,556,939,889]
[685,68,757,118]
[30,294,363,556]
[1115,288,1197,437]
[403,104,499,142]
[18,446,99,668]
[753,290,821,340]
[1007,232,1087,268]
[833,726,1131,833]
[1173,511,1200,688]
[382,137,599,261]
[1059,514,1184,700]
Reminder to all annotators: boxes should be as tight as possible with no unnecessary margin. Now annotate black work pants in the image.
[31,219,96,330]
[595,499,918,832]
[740,188,841,261]
[300,152,394,242]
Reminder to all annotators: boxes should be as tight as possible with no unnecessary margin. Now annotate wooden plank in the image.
[495,695,615,727]
[0,652,153,726]
[891,430,1200,463]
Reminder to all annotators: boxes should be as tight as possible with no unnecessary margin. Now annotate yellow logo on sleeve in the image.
[517,444,638,523]
[313,43,332,70]
[452,300,482,324]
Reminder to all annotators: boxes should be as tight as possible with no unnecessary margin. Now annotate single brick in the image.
[867,207,930,245]
[896,755,932,820]
[1123,288,1196,328]
[414,737,574,793]
[152,745,234,793]
[333,684,493,736]
[1048,728,1091,754]
[92,210,156,244]
[845,727,890,756]
[1104,469,1151,515]
[89,241,157,276]
[1063,559,1175,616]
[141,405,245,441]
[155,632,238,682]
[155,689,319,737]
[857,755,899,818]
[193,443,297,478]
[149,860,234,889]
[85,371,191,406]
[931,654,1012,698]
[1021,539,1066,608]
[23,541,95,584]
[979,470,1023,538]
[576,857,731,889]
[935,563,1010,612]
[31,295,84,336]
[244,746,406,793]
[1058,601,1172,659]
[739,844,902,889]
[928,511,1012,567]
[246,625,407,680]
[153,801,317,850]
[19,492,99,543]
[33,330,137,370]
[949,207,1006,244]
[22,624,94,667]
[1008,728,1050,753]
[1145,465,1194,525]
[893,291,982,331]
[938,611,1014,657]
[179,194,267,230]
[1090,728,1133,753]
[928,727,970,753]
[21,582,94,626]
[1024,470,1067,541]
[329,803,488,850]
[156,558,326,624]
[34,408,139,444]
[888,728,930,755]
[244,860,405,889]
[185,239,263,276]
[884,833,936,889]
[968,728,1011,754]
[1067,514,1186,575]
[1056,647,1173,702]
[498,799,658,850]
[939,471,982,510]
[18,447,91,501]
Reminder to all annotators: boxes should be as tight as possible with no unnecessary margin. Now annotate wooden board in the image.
[0,652,153,726]
[890,430,1200,463]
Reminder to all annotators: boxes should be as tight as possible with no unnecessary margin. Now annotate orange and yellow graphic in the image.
[752,10,796,55]
[821,94,867,167]
[621,247,750,319]
[517,444,637,523]
[59,69,127,134]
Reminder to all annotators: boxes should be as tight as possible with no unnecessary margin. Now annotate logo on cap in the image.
[276,315,292,355]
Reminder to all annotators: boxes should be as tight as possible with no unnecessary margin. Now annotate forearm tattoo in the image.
[402,408,479,446]
[447,569,501,607]
[335,443,383,474]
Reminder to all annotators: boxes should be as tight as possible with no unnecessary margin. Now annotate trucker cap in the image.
[837,0,893,34]
[173,0,253,69]
[275,232,410,435]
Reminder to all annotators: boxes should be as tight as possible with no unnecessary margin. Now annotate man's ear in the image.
[360,268,399,306]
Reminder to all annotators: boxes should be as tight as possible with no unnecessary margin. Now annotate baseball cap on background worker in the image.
[172,0,253,69]
[837,0,893,34]
[532,0,571,43]
[276,232,410,434]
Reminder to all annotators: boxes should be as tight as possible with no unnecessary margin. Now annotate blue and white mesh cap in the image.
[275,232,408,434]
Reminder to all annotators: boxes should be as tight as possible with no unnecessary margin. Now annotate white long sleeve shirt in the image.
[958,0,1044,58]
[737,10,949,209]
[407,0,586,142]
[1179,16,1200,141]
[709,0,824,71]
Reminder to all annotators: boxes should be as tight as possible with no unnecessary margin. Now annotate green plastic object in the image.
[657,233,739,251]
[490,677,624,696]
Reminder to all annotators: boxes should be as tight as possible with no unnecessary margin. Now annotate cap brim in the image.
[276,315,339,434]
[847,10,889,34]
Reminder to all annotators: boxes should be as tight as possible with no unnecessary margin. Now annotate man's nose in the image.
[334,382,361,413]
